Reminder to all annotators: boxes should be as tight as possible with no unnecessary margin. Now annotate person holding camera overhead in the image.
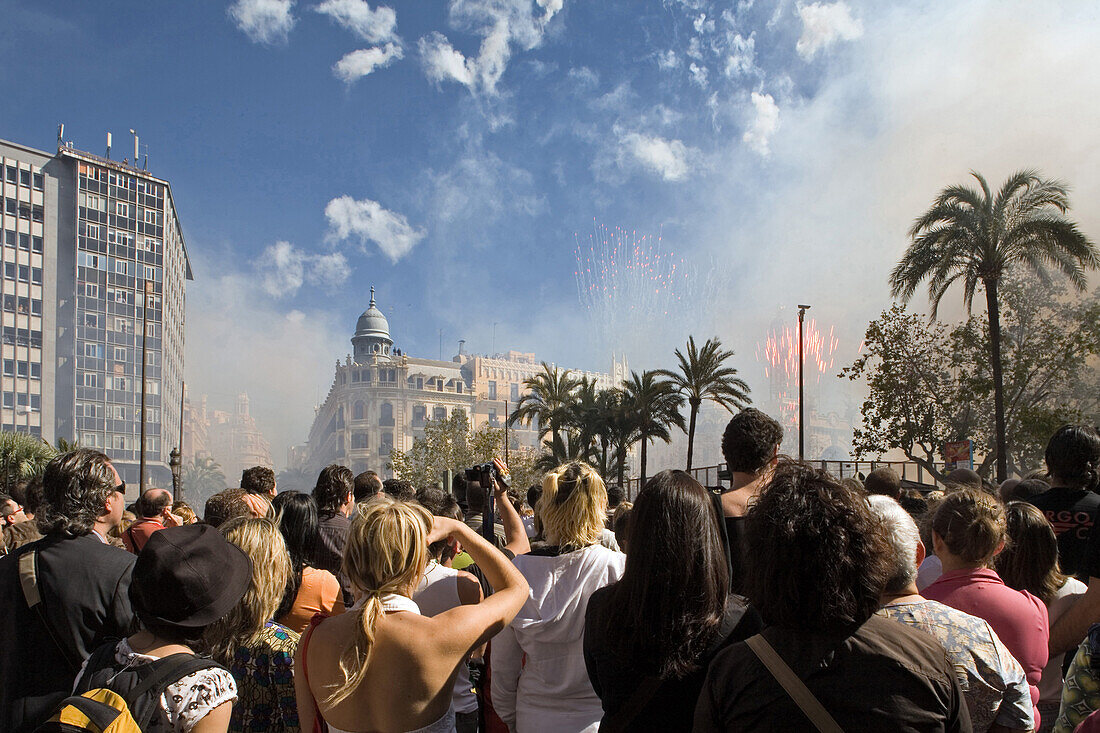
[491,462,626,733]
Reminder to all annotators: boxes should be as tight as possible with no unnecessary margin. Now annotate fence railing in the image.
[623,459,947,499]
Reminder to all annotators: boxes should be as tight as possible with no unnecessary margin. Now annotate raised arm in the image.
[492,458,530,556]
[429,517,529,656]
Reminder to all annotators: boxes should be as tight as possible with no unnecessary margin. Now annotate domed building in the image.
[294,289,620,478]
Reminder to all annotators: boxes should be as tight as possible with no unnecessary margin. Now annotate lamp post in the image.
[169,447,181,502]
[797,304,811,461]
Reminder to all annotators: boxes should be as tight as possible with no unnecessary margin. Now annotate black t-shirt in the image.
[583,588,761,732]
[693,614,971,732]
[1027,487,1100,578]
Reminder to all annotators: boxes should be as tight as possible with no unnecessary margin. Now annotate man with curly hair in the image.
[0,448,135,732]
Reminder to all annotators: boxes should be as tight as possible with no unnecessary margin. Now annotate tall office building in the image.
[0,131,191,492]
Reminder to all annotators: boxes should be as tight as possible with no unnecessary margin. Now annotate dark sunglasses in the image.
[115,480,126,495]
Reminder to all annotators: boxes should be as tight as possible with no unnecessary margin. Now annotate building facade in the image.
[183,392,273,487]
[0,132,191,492]
[294,290,617,477]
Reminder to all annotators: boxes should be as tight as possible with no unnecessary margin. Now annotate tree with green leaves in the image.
[509,362,580,448]
[658,336,751,471]
[390,411,540,491]
[276,466,315,493]
[181,456,227,506]
[0,431,58,493]
[845,273,1100,478]
[890,170,1098,481]
[621,370,685,487]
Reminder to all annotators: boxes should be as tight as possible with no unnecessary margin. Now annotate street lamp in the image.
[797,304,811,461]
[169,447,182,502]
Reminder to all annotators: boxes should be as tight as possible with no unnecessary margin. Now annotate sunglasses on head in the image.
[116,480,126,495]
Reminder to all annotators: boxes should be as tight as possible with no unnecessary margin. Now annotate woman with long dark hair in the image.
[997,501,1085,731]
[583,470,760,731]
[273,491,345,633]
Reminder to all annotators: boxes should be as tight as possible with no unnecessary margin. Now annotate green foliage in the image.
[621,370,685,486]
[509,362,581,446]
[657,336,751,470]
[276,466,315,493]
[390,411,540,491]
[0,431,58,493]
[890,169,1099,480]
[181,456,227,506]
[845,272,1100,478]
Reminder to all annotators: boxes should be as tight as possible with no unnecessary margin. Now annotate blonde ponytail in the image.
[323,496,432,705]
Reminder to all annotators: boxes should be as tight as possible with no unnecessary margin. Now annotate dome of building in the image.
[355,287,390,339]
[352,287,394,362]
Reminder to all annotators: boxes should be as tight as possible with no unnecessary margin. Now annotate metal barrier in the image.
[624,459,947,498]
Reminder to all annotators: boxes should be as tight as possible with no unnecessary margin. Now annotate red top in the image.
[924,566,1049,723]
[122,517,164,554]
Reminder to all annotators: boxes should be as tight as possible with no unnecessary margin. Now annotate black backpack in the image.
[38,640,229,733]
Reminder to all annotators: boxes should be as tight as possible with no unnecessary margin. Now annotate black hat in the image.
[130,524,252,629]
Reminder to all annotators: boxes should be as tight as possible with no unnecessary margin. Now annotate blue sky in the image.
[3,0,1100,466]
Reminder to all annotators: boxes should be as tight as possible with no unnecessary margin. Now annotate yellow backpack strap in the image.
[54,689,138,733]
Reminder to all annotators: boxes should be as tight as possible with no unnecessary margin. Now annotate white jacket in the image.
[490,545,626,733]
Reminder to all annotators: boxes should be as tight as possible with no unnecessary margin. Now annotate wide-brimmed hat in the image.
[130,524,252,628]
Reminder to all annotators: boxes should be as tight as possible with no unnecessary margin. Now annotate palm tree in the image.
[509,362,580,448]
[621,370,685,488]
[891,170,1098,481]
[276,466,314,493]
[181,456,227,505]
[46,436,80,453]
[533,431,591,473]
[566,377,602,461]
[604,396,642,488]
[0,431,58,493]
[658,336,751,471]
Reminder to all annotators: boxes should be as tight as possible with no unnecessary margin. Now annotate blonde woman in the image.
[204,517,300,733]
[294,495,528,733]
[491,462,627,733]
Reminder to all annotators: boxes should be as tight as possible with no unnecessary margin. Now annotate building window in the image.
[4,166,16,183]
[433,406,446,421]
[112,376,130,391]
[379,432,393,456]
[511,383,520,401]
[353,401,365,420]
[1,360,12,376]
[114,347,127,361]
[351,432,368,450]
[412,405,426,428]
[31,236,42,253]
[86,283,99,298]
[488,408,499,427]
[115,202,129,217]
[145,380,160,395]
[82,373,100,387]
[113,405,127,420]
[488,381,497,400]
[84,314,100,328]
[83,343,104,359]
[32,172,43,191]
[380,403,394,427]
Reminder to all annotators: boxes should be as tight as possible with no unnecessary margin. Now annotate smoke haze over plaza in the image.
[4,0,1100,468]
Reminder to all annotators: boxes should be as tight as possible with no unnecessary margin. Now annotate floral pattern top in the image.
[879,599,1034,732]
[228,621,301,733]
[1055,626,1100,733]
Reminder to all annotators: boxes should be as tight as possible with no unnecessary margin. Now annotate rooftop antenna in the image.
[57,123,64,145]
[129,129,138,167]
[106,132,112,160]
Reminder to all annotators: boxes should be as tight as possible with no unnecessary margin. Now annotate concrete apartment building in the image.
[294,289,623,477]
[0,131,191,492]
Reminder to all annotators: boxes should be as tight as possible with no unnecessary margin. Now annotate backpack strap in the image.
[745,634,845,733]
[19,549,81,672]
[59,695,126,732]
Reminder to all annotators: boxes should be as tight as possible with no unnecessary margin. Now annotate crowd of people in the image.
[4,415,1100,732]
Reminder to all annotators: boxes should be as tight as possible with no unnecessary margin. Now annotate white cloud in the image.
[657,49,680,69]
[227,0,295,44]
[689,62,709,87]
[796,1,864,59]
[416,0,565,96]
[324,195,426,262]
[742,91,779,155]
[693,13,715,34]
[618,130,697,181]
[256,241,349,297]
[314,0,398,43]
[333,43,404,82]
[724,33,756,76]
